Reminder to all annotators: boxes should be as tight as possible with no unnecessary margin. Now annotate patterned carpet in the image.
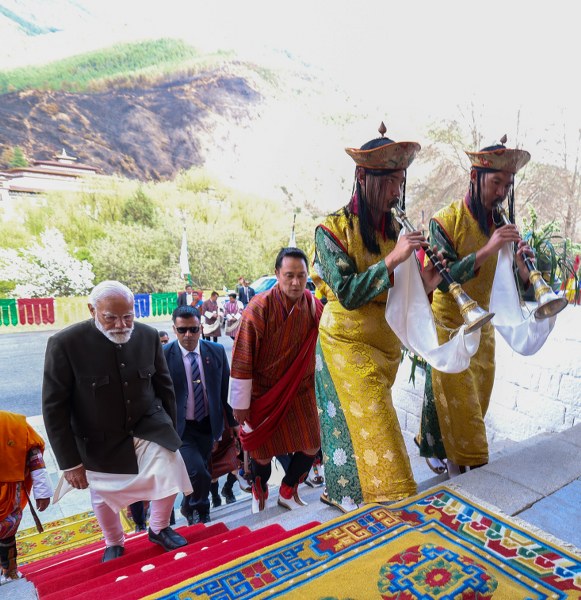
[16,510,133,565]
[148,485,581,599]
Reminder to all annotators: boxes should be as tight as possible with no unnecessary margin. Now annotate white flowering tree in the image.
[0,228,94,297]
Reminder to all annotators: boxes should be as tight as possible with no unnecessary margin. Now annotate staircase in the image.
[20,514,319,599]
[6,434,524,600]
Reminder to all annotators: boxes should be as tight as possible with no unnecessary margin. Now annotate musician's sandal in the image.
[425,457,447,475]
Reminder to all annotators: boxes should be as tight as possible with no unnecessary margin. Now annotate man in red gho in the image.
[229,247,323,513]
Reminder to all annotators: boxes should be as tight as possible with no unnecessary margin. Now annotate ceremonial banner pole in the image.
[288,213,297,247]
[179,224,192,285]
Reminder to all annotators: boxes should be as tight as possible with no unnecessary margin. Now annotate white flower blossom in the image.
[327,402,336,418]
[0,228,94,297]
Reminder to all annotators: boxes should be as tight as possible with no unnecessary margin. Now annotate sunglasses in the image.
[175,326,200,334]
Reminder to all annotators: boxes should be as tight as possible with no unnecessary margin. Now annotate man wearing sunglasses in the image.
[163,306,233,525]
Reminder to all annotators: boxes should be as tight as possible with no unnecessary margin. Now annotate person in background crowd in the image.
[230,247,323,514]
[201,292,222,343]
[178,284,194,307]
[224,293,244,340]
[158,331,170,345]
[42,280,191,562]
[1,411,53,584]
[163,306,233,525]
[235,276,245,296]
[191,290,203,311]
[238,280,255,308]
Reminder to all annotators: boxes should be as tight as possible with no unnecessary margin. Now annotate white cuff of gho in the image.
[31,467,53,499]
[229,377,252,409]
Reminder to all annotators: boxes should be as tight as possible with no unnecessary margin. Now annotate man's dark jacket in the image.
[42,320,181,474]
[177,291,189,307]
[163,339,234,440]
[238,286,255,307]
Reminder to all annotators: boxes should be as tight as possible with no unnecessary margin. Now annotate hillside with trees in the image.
[0,169,320,295]
[0,37,579,298]
[0,39,273,181]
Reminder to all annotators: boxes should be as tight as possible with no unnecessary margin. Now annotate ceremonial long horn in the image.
[392,206,494,334]
[494,204,567,319]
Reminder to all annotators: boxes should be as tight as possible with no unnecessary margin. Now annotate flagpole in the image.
[288,213,297,247]
[179,221,192,285]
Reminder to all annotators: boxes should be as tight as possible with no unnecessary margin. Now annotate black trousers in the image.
[179,418,213,515]
[129,501,147,527]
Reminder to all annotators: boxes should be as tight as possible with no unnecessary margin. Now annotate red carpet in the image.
[21,520,320,600]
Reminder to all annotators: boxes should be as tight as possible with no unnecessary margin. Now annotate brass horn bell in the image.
[391,206,494,334]
[527,271,568,319]
[495,204,567,320]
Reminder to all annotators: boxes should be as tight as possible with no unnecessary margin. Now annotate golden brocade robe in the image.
[425,198,497,466]
[312,211,416,506]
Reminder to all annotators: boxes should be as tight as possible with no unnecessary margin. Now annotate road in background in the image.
[0,321,234,417]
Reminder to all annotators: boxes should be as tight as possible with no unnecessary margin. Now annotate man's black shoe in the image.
[211,493,222,508]
[102,545,124,562]
[180,506,194,526]
[148,527,187,551]
[198,510,211,524]
[134,523,147,533]
[221,486,236,504]
[191,510,211,524]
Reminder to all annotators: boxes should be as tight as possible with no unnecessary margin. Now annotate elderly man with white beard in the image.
[42,281,192,562]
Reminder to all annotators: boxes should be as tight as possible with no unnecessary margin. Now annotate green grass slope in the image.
[0,38,232,94]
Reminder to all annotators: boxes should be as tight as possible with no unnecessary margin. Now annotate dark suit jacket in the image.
[238,286,255,307]
[42,320,181,474]
[178,291,189,307]
[163,339,233,440]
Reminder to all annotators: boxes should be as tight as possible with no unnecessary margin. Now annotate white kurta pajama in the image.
[86,437,192,513]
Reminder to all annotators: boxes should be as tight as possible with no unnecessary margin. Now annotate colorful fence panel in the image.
[0,299,18,326]
[17,298,55,325]
[55,297,90,327]
[134,294,151,318]
[150,293,177,317]
[0,292,181,329]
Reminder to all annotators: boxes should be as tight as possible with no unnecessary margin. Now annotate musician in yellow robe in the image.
[312,124,443,512]
[417,137,533,476]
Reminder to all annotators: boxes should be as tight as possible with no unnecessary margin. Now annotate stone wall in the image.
[392,304,581,444]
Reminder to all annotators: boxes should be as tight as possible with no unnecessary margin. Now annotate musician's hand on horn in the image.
[385,231,427,273]
[420,245,446,294]
[490,223,521,251]
[476,224,522,268]
[515,239,534,282]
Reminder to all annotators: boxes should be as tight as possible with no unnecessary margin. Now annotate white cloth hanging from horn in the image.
[490,244,556,355]
[385,233,480,374]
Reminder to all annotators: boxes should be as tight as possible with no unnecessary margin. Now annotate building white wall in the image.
[392,304,581,444]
